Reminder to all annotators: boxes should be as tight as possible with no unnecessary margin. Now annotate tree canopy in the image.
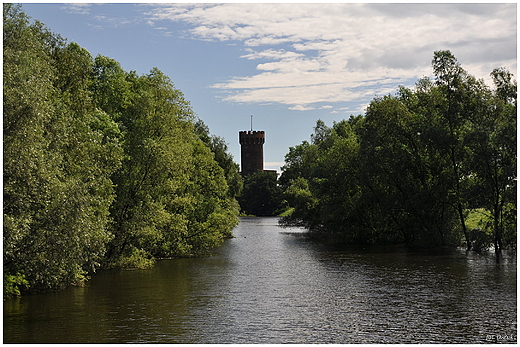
[4,4,241,297]
[280,50,516,258]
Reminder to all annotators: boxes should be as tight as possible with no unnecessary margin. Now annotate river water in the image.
[4,217,517,343]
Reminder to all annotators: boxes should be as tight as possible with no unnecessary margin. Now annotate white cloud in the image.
[289,105,316,111]
[61,4,91,15]
[89,14,135,29]
[146,3,517,110]
[256,58,322,73]
[241,48,305,61]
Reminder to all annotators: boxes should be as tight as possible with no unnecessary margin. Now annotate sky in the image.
[21,2,517,173]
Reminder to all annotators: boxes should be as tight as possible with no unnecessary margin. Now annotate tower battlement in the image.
[239,130,265,175]
[239,131,265,145]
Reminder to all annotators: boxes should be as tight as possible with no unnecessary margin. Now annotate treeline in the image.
[4,4,241,297]
[238,171,283,216]
[280,51,516,257]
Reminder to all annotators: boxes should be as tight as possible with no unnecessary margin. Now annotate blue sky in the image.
[22,3,517,172]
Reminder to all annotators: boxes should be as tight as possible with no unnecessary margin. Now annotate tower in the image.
[239,130,265,175]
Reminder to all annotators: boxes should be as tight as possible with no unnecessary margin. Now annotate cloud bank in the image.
[148,3,516,110]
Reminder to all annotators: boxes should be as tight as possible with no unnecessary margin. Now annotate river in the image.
[3,217,517,343]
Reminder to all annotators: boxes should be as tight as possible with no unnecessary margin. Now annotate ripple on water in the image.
[3,217,517,343]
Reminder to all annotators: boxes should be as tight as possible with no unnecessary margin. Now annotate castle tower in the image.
[239,130,265,175]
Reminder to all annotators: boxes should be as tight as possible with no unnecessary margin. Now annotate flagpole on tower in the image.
[250,115,253,131]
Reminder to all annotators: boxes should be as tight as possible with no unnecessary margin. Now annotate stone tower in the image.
[239,130,265,175]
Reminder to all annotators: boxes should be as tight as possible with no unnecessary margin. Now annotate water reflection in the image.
[4,217,517,343]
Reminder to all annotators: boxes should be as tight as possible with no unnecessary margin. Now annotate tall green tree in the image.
[464,68,517,259]
[91,64,240,266]
[281,119,365,242]
[320,124,362,241]
[431,50,481,249]
[279,140,320,190]
[4,4,241,296]
[4,4,123,295]
[360,94,461,246]
[194,119,243,199]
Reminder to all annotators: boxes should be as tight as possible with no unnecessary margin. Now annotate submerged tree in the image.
[280,50,516,253]
[464,68,517,260]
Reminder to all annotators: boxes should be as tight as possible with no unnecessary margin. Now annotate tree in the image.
[194,119,243,199]
[4,4,241,296]
[4,4,123,295]
[309,120,362,242]
[279,140,320,190]
[239,171,283,216]
[465,68,517,260]
[280,51,516,254]
[281,177,319,228]
[360,94,461,246]
[281,119,365,242]
[431,50,476,249]
[93,66,240,266]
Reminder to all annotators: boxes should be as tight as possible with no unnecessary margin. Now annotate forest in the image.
[4,4,242,297]
[279,50,516,259]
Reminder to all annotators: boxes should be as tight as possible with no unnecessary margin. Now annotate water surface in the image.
[4,217,517,343]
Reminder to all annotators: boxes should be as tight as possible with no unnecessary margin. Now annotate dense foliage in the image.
[280,51,516,256]
[4,4,241,297]
[238,171,283,216]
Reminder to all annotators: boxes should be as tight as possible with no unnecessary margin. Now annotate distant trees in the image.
[239,171,283,216]
[4,4,241,297]
[281,51,516,257]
